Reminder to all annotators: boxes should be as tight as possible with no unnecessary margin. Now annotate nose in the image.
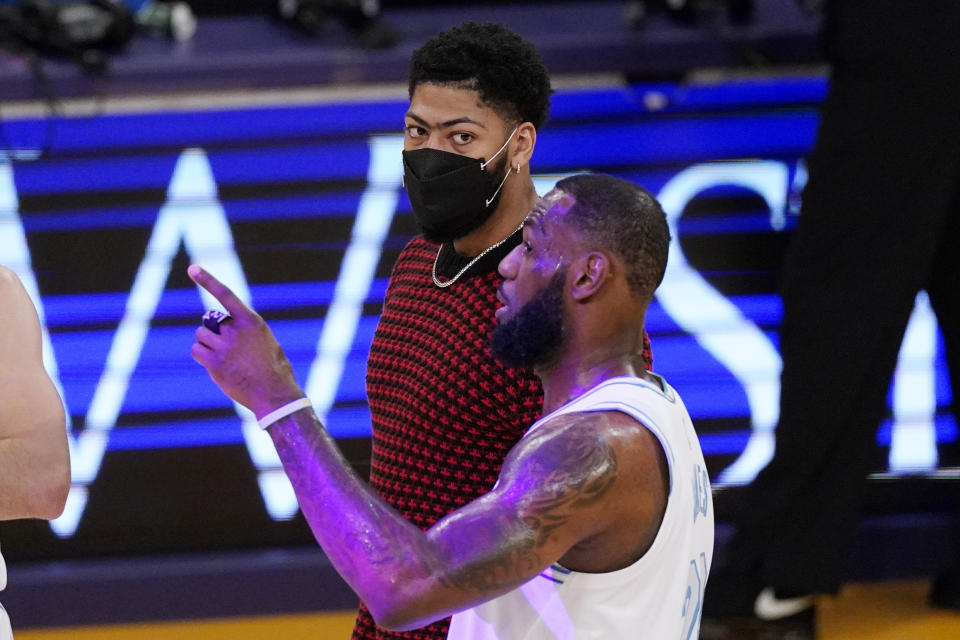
[404,132,447,153]
[421,131,454,152]
[498,243,522,279]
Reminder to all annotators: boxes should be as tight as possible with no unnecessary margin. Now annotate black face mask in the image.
[402,129,516,243]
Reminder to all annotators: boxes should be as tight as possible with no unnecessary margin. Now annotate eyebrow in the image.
[523,212,545,232]
[404,112,487,129]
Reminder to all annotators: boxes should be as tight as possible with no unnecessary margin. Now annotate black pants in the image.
[734,0,960,595]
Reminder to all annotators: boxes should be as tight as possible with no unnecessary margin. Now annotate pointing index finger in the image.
[187,265,251,318]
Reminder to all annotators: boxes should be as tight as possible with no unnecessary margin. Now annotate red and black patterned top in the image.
[351,230,653,640]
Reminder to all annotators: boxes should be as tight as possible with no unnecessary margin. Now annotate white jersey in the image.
[448,375,714,640]
[1,540,10,640]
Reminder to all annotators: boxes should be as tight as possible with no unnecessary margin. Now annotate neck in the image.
[537,320,656,414]
[452,179,538,256]
[537,350,636,415]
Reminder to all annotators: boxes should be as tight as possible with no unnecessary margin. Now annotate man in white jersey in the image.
[0,267,71,640]
[189,173,714,638]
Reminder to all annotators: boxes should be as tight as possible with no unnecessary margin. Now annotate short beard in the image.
[490,270,566,370]
[420,152,510,244]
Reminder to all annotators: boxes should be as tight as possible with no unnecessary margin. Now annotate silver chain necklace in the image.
[431,221,524,288]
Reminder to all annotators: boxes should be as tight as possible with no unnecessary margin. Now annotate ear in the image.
[511,122,537,172]
[569,251,610,302]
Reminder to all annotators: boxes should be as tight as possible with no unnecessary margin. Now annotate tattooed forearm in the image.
[432,506,543,594]
[270,410,439,581]
[440,545,543,593]
[265,406,627,629]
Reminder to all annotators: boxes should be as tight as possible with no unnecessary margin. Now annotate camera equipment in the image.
[0,0,134,73]
[276,0,396,49]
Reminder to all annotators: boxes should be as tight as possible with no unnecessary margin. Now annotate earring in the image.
[515,163,521,174]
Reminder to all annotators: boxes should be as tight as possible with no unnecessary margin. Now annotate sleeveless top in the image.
[448,375,714,640]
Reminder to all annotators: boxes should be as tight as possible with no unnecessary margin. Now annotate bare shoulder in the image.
[498,409,669,568]
[499,409,665,514]
[511,409,661,468]
[503,411,623,488]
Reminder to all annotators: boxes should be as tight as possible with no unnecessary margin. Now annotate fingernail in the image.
[187,265,202,279]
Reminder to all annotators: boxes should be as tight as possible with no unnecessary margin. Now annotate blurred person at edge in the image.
[705,0,960,633]
[0,266,71,640]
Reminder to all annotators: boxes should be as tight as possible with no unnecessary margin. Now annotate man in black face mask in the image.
[356,22,654,640]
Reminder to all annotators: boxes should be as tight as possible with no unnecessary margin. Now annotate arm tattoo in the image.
[271,408,622,616]
[520,418,619,546]
[272,413,430,575]
[439,414,619,594]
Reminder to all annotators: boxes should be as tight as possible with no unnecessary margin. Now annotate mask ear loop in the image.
[485,167,513,207]
[480,127,519,170]
[482,127,520,207]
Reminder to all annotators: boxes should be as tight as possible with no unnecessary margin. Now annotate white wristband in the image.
[257,397,312,430]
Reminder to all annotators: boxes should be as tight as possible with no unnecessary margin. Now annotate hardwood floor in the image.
[13,579,960,640]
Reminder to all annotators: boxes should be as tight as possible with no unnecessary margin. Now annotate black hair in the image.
[409,22,552,130]
[554,174,671,298]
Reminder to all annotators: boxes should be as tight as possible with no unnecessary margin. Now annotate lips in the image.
[495,287,509,320]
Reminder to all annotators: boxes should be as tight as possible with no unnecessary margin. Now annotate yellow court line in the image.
[819,580,960,640]
[14,580,960,640]
[15,610,358,640]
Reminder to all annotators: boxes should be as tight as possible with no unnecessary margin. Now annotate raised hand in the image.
[187,264,304,418]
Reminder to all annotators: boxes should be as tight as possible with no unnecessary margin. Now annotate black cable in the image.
[0,17,60,162]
